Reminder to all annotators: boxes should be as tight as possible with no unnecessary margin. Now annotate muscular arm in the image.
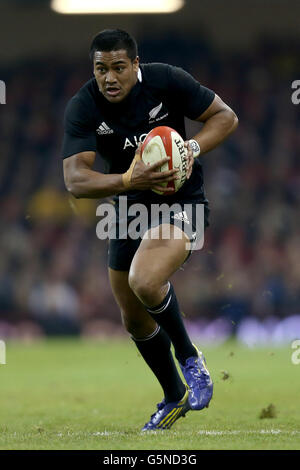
[63,151,125,199]
[63,150,179,199]
[192,94,238,155]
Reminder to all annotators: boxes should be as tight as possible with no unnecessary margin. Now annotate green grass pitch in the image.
[0,338,299,450]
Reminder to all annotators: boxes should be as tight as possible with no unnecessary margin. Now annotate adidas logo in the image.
[96,122,114,135]
[172,211,190,224]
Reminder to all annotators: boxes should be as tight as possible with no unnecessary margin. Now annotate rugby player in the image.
[62,29,238,430]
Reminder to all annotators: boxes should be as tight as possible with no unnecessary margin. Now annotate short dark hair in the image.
[89,29,138,62]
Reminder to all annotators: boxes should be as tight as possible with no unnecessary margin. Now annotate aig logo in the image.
[0,80,6,104]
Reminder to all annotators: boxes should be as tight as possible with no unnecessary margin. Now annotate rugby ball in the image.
[141,126,187,195]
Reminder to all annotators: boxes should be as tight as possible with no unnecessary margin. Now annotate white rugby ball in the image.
[141,126,187,195]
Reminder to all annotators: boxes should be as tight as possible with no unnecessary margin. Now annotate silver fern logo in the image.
[149,102,163,120]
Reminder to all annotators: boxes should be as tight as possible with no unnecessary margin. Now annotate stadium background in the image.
[0,0,299,346]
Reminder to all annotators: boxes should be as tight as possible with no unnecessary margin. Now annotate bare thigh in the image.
[128,224,191,307]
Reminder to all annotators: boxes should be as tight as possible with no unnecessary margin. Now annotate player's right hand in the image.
[122,145,179,193]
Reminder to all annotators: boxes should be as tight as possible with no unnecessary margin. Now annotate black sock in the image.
[132,325,186,403]
[145,283,197,365]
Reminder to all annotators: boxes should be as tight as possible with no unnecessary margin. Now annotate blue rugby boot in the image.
[141,386,190,431]
[180,346,213,410]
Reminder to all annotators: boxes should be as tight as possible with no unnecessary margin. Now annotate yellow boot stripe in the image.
[193,344,210,375]
[164,408,183,429]
[159,407,178,427]
[178,389,189,405]
[166,392,189,428]
[160,389,189,428]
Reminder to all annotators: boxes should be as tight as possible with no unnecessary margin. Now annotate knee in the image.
[128,271,158,305]
[120,309,156,338]
[121,312,140,335]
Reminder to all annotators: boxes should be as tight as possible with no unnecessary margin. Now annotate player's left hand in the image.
[184,141,195,180]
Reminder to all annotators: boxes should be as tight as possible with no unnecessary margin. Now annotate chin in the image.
[110,96,124,103]
[105,94,123,103]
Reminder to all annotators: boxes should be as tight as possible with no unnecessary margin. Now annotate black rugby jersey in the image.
[62,63,215,204]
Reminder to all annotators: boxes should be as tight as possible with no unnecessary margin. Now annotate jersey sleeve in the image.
[167,65,215,120]
[62,96,97,159]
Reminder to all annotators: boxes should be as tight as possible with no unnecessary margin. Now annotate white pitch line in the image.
[53,429,300,437]
[54,431,127,438]
[197,430,300,436]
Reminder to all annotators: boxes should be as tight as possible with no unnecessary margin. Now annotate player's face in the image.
[93,50,139,103]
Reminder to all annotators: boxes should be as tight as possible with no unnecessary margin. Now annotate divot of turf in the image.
[221,370,230,381]
[259,404,277,419]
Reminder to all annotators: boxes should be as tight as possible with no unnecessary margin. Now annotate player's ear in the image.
[133,56,139,73]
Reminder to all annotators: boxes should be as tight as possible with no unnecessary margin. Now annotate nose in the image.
[105,70,117,84]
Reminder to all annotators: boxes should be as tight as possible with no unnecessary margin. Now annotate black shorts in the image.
[108,197,210,271]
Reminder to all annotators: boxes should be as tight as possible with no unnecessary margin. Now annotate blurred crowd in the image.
[0,35,299,341]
